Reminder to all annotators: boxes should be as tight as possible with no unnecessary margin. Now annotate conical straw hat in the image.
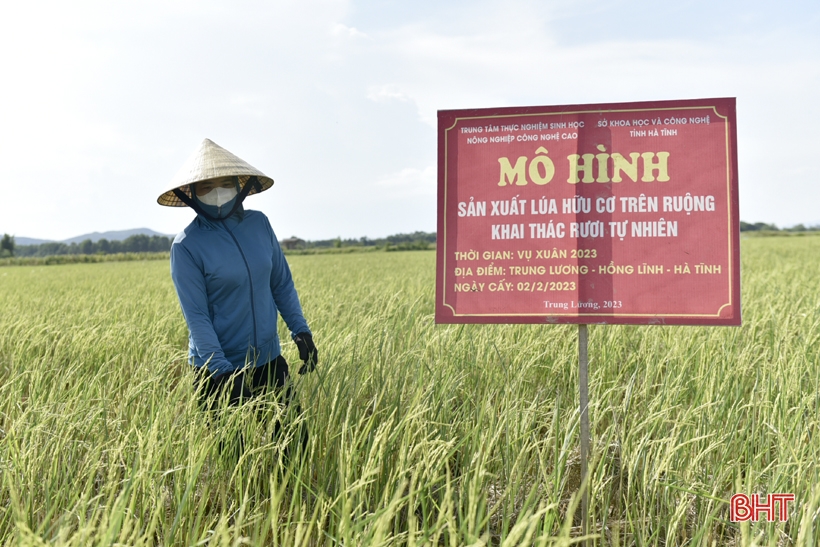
[157,139,274,207]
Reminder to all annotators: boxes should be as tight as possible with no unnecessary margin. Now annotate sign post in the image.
[436,98,740,535]
[578,323,589,536]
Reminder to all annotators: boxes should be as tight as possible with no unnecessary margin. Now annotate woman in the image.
[157,138,317,415]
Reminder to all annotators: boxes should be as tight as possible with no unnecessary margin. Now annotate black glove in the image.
[294,332,318,375]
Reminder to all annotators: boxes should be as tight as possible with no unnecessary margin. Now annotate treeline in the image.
[318,232,436,249]
[1,231,437,258]
[303,231,436,250]
[5,222,820,258]
[12,235,173,257]
[740,222,820,232]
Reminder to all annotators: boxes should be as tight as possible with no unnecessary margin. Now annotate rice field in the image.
[0,236,818,546]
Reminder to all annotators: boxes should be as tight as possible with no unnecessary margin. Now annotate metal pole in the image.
[578,324,590,541]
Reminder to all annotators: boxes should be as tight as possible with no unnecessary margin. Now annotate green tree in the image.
[38,242,68,256]
[124,234,150,253]
[0,234,14,257]
[79,239,94,255]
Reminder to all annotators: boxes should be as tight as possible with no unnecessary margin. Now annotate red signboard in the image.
[436,98,740,325]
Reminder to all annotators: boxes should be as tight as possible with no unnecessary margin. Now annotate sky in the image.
[1,0,818,241]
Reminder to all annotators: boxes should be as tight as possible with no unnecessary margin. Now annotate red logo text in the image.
[730,494,795,522]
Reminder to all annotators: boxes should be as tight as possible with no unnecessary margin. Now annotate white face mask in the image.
[198,186,238,207]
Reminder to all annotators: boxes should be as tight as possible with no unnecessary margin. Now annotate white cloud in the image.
[229,94,269,118]
[375,166,435,195]
[366,84,411,103]
[332,23,369,39]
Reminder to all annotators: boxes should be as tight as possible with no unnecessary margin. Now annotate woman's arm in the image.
[267,222,310,337]
[170,241,234,375]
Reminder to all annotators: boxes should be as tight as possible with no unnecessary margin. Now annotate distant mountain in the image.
[15,237,53,246]
[14,228,174,247]
[61,228,173,244]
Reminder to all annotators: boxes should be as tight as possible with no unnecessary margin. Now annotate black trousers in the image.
[194,355,307,457]
[195,355,293,411]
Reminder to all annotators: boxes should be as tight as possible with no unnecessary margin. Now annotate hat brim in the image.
[157,174,274,207]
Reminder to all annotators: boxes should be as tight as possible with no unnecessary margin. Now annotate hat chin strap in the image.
[173,176,262,221]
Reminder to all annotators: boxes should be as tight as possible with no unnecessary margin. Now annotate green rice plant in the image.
[0,238,818,545]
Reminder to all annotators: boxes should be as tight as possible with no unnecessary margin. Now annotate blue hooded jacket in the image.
[170,207,310,376]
